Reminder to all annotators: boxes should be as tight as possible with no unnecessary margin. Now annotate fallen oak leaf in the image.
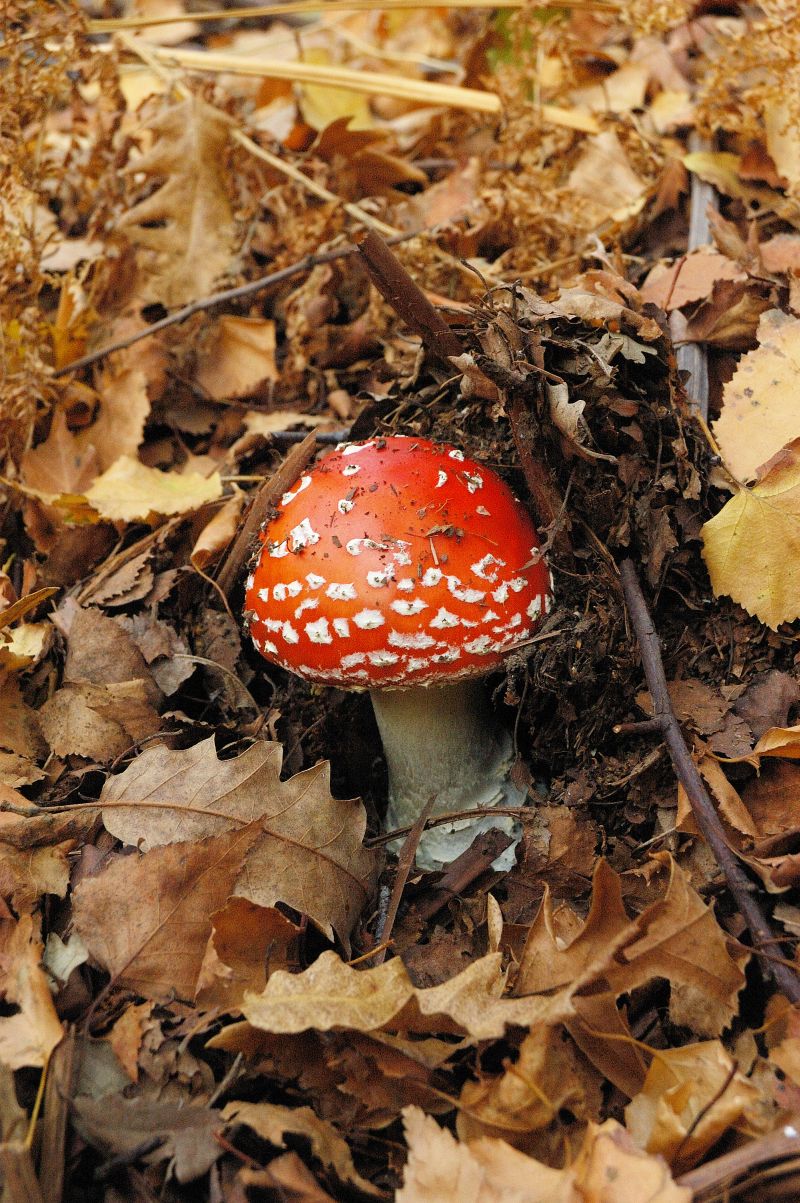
[120,96,236,307]
[516,856,748,1037]
[222,1101,382,1196]
[397,1107,690,1203]
[97,737,380,948]
[241,949,573,1042]
[72,824,264,1001]
[625,1041,761,1173]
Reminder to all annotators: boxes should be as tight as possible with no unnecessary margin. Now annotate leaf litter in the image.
[4,0,800,1199]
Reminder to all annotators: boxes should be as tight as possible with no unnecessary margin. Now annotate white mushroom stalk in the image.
[245,436,553,872]
[370,679,525,868]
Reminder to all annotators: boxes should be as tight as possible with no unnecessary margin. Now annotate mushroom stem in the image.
[370,679,525,870]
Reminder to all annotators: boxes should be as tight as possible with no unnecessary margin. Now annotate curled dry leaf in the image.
[221,1101,381,1197]
[241,949,573,1042]
[0,915,64,1070]
[625,1041,762,1173]
[398,1107,690,1203]
[98,737,380,947]
[83,456,223,523]
[516,855,748,1037]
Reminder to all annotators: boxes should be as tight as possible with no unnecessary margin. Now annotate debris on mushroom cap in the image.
[245,436,553,688]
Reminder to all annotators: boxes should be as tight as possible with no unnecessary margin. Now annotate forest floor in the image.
[4,1,800,1199]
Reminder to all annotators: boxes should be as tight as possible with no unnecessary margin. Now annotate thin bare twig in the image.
[677,1125,800,1199]
[216,431,318,599]
[676,132,717,421]
[371,796,438,964]
[619,558,800,1005]
[414,828,514,922]
[356,229,465,365]
[53,237,413,379]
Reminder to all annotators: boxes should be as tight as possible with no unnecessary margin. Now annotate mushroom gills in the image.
[370,679,525,871]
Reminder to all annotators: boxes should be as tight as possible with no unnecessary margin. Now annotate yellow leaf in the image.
[83,456,223,522]
[713,310,800,481]
[684,150,800,224]
[625,1042,761,1173]
[702,442,800,628]
[299,48,372,132]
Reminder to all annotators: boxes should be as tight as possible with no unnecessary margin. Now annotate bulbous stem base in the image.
[369,679,525,870]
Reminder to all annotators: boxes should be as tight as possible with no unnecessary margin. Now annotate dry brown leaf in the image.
[298,50,373,133]
[195,900,301,1009]
[195,316,279,401]
[103,1000,152,1083]
[567,130,648,224]
[20,411,105,558]
[683,151,800,226]
[398,1108,690,1203]
[625,1041,761,1173]
[0,915,63,1069]
[760,233,800,273]
[62,605,161,704]
[242,952,412,1036]
[72,824,263,1001]
[38,680,162,761]
[515,859,639,997]
[238,1153,337,1203]
[641,249,745,311]
[98,737,379,947]
[571,62,648,115]
[83,456,223,522]
[517,856,747,1036]
[676,744,759,839]
[190,490,246,571]
[681,277,771,350]
[242,950,572,1042]
[0,672,46,763]
[456,1023,602,1146]
[221,1101,381,1196]
[764,93,800,192]
[72,1094,220,1184]
[741,761,800,837]
[702,440,800,629]
[0,842,71,914]
[713,310,800,482]
[120,96,236,306]
[75,336,166,472]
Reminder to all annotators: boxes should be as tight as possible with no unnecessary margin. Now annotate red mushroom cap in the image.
[245,436,553,688]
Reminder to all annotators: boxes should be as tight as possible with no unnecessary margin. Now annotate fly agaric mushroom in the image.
[244,436,553,869]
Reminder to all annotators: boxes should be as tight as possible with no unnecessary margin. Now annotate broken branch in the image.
[619,558,800,1006]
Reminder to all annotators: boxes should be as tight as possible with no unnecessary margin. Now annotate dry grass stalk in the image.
[146,45,502,113]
